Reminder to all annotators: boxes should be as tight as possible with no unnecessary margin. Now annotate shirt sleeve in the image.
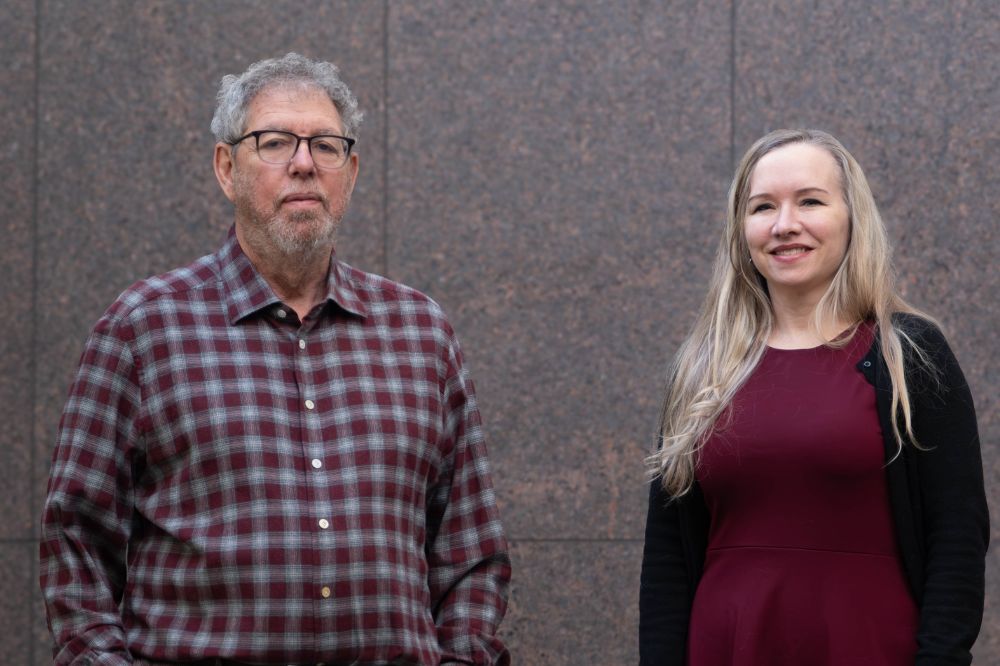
[907,323,990,665]
[639,477,696,666]
[39,314,141,665]
[425,330,511,666]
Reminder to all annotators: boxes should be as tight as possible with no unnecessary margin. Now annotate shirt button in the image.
[305,399,315,410]
[318,518,330,529]
[276,308,287,318]
[311,458,322,469]
[321,586,331,598]
[298,339,306,350]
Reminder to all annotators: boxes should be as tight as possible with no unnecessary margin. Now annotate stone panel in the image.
[0,0,36,538]
[735,0,1000,659]
[502,540,641,664]
[388,1,732,539]
[0,542,35,663]
[34,0,387,530]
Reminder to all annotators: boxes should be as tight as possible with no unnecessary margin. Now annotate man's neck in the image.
[258,253,331,322]
[234,225,333,322]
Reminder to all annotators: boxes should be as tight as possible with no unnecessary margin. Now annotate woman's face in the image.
[744,142,851,305]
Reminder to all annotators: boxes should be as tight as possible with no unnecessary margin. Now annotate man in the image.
[40,53,510,666]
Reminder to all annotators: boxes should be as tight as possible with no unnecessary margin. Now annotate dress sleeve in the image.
[639,476,696,666]
[426,329,511,666]
[39,315,141,665]
[907,323,989,665]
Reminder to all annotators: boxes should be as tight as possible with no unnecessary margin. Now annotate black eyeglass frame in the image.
[230,130,356,168]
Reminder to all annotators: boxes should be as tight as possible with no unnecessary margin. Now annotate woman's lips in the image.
[769,245,812,262]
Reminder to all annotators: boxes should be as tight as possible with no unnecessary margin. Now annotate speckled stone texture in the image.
[388,4,730,660]
[503,541,642,662]
[0,0,37,543]
[1,2,40,657]
[0,543,36,663]
[388,2,732,544]
[11,1,1000,664]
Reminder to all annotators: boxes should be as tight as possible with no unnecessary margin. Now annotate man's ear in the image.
[344,151,360,195]
[213,142,237,203]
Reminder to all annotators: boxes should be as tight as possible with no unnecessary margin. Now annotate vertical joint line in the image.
[730,0,737,170]
[382,0,390,277]
[30,0,42,663]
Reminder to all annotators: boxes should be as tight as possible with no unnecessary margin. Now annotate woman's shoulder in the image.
[889,312,967,392]
[889,311,946,343]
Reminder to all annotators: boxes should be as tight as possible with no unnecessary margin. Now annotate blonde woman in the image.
[640,129,988,665]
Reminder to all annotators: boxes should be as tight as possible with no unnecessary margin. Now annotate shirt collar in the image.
[218,225,369,324]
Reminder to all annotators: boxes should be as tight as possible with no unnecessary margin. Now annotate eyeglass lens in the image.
[255,131,350,168]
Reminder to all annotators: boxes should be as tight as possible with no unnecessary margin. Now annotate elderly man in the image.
[41,53,510,666]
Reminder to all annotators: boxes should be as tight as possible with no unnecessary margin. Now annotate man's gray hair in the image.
[210,53,363,144]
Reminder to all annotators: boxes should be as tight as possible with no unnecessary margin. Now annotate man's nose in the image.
[288,138,317,175]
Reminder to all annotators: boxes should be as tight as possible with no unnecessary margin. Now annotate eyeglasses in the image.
[231,130,356,169]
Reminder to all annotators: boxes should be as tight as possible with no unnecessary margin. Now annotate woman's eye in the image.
[751,203,773,213]
[802,198,823,206]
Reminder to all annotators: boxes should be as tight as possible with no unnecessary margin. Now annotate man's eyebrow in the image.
[256,126,345,135]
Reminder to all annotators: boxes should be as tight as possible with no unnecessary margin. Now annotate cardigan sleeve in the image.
[905,321,989,665]
[639,477,698,666]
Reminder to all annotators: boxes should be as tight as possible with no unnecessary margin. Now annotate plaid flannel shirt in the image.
[40,227,510,666]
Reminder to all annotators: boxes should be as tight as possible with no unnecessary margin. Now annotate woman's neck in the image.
[768,295,852,349]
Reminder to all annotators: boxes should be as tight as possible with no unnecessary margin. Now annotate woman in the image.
[639,129,988,665]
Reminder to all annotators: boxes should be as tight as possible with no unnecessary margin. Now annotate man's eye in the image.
[261,137,293,149]
[313,140,343,155]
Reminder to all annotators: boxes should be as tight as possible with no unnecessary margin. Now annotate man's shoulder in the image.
[102,250,222,326]
[336,261,450,322]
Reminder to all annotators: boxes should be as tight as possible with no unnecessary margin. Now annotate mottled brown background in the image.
[3,1,997,663]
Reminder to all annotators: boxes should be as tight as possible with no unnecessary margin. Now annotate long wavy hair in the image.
[650,128,931,497]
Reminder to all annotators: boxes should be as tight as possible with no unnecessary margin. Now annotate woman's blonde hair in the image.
[650,128,930,497]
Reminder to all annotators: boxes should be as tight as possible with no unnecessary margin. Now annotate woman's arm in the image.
[639,477,703,666]
[908,322,989,665]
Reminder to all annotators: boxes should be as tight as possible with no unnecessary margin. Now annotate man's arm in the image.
[40,314,141,665]
[425,332,511,666]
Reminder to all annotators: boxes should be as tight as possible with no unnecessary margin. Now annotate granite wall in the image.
[4,1,997,663]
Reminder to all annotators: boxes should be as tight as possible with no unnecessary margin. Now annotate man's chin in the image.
[269,217,337,256]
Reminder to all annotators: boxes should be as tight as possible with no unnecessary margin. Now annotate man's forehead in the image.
[245,83,344,132]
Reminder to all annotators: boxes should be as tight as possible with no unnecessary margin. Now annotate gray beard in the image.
[266,210,338,258]
[237,200,342,269]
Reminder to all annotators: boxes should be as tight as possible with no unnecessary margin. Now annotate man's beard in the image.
[263,208,339,257]
[234,181,349,264]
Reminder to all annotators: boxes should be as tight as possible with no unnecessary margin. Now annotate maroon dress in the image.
[687,326,918,665]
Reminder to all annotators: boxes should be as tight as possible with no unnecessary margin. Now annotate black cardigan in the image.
[639,315,989,665]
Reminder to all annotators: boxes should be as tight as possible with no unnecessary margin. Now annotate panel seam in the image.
[730,0,737,169]
[31,1,43,663]
[382,0,390,277]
